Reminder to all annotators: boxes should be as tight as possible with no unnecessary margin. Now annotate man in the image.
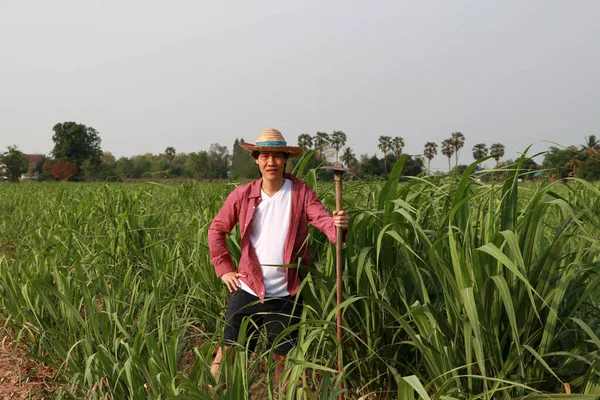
[208,128,348,390]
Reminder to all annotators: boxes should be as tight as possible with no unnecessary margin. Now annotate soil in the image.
[0,331,55,399]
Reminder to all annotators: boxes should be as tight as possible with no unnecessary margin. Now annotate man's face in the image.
[256,151,286,181]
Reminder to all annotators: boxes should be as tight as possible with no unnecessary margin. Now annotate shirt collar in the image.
[249,173,300,198]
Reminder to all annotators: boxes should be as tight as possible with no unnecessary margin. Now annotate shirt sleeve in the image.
[208,189,239,277]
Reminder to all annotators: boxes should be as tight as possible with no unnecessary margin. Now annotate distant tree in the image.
[51,122,103,171]
[564,146,584,178]
[231,138,260,180]
[542,146,571,179]
[208,143,230,179]
[131,153,154,178]
[314,132,330,160]
[450,132,465,166]
[403,156,425,177]
[34,155,49,180]
[79,151,116,181]
[441,139,455,172]
[81,157,118,181]
[578,135,600,181]
[340,146,357,168]
[114,157,135,180]
[297,134,313,151]
[185,151,210,180]
[392,137,405,158]
[359,154,384,178]
[472,143,488,161]
[103,152,116,165]
[165,147,176,166]
[1,145,28,182]
[490,143,505,166]
[378,136,392,173]
[80,159,100,180]
[168,153,187,178]
[147,153,169,178]
[330,131,347,162]
[582,135,599,157]
[580,157,600,181]
[517,158,539,180]
[43,159,78,181]
[423,142,438,175]
[452,164,470,175]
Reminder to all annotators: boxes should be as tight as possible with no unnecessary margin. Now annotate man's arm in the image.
[208,190,240,277]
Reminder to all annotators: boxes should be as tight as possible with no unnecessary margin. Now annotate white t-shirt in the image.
[240,179,292,297]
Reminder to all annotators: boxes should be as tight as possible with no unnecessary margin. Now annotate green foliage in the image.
[51,121,103,170]
[1,145,28,182]
[297,133,313,151]
[392,136,405,158]
[580,157,600,181]
[424,141,438,174]
[358,154,384,178]
[185,151,210,179]
[441,138,455,171]
[340,147,357,170]
[2,155,600,399]
[490,143,506,165]
[472,143,488,160]
[542,139,600,181]
[230,138,260,180]
[165,146,176,165]
[451,131,466,165]
[207,143,230,179]
[330,131,347,162]
[314,132,330,161]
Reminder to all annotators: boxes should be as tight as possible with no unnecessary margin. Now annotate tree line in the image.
[2,122,599,182]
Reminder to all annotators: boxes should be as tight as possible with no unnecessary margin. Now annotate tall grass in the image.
[0,155,599,399]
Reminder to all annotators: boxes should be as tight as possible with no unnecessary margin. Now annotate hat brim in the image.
[239,142,303,157]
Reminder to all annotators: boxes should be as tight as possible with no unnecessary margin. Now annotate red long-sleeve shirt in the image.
[208,173,339,300]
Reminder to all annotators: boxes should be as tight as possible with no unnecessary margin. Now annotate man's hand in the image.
[333,210,349,230]
[221,272,246,292]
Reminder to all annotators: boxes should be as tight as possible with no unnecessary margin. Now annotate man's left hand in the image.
[333,210,349,230]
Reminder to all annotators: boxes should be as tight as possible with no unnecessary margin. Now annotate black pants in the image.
[223,289,303,355]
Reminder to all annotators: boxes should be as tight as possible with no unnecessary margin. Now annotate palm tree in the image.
[297,133,313,151]
[450,132,465,166]
[565,146,584,178]
[340,146,356,168]
[472,143,488,161]
[378,135,392,172]
[392,137,405,158]
[330,131,347,162]
[490,143,505,166]
[423,142,438,175]
[314,132,330,160]
[582,135,599,157]
[165,147,176,166]
[441,139,454,172]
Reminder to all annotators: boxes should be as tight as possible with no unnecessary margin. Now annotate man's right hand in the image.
[221,272,246,292]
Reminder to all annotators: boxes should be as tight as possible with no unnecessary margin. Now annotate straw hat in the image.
[239,129,303,157]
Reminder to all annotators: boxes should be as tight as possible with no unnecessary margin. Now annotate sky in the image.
[1,0,599,173]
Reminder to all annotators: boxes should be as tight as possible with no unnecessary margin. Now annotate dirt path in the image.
[0,332,54,399]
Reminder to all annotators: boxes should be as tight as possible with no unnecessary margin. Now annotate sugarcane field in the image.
[2,2,600,398]
[1,155,599,399]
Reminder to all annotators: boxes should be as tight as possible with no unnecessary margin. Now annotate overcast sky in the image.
[1,0,598,172]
